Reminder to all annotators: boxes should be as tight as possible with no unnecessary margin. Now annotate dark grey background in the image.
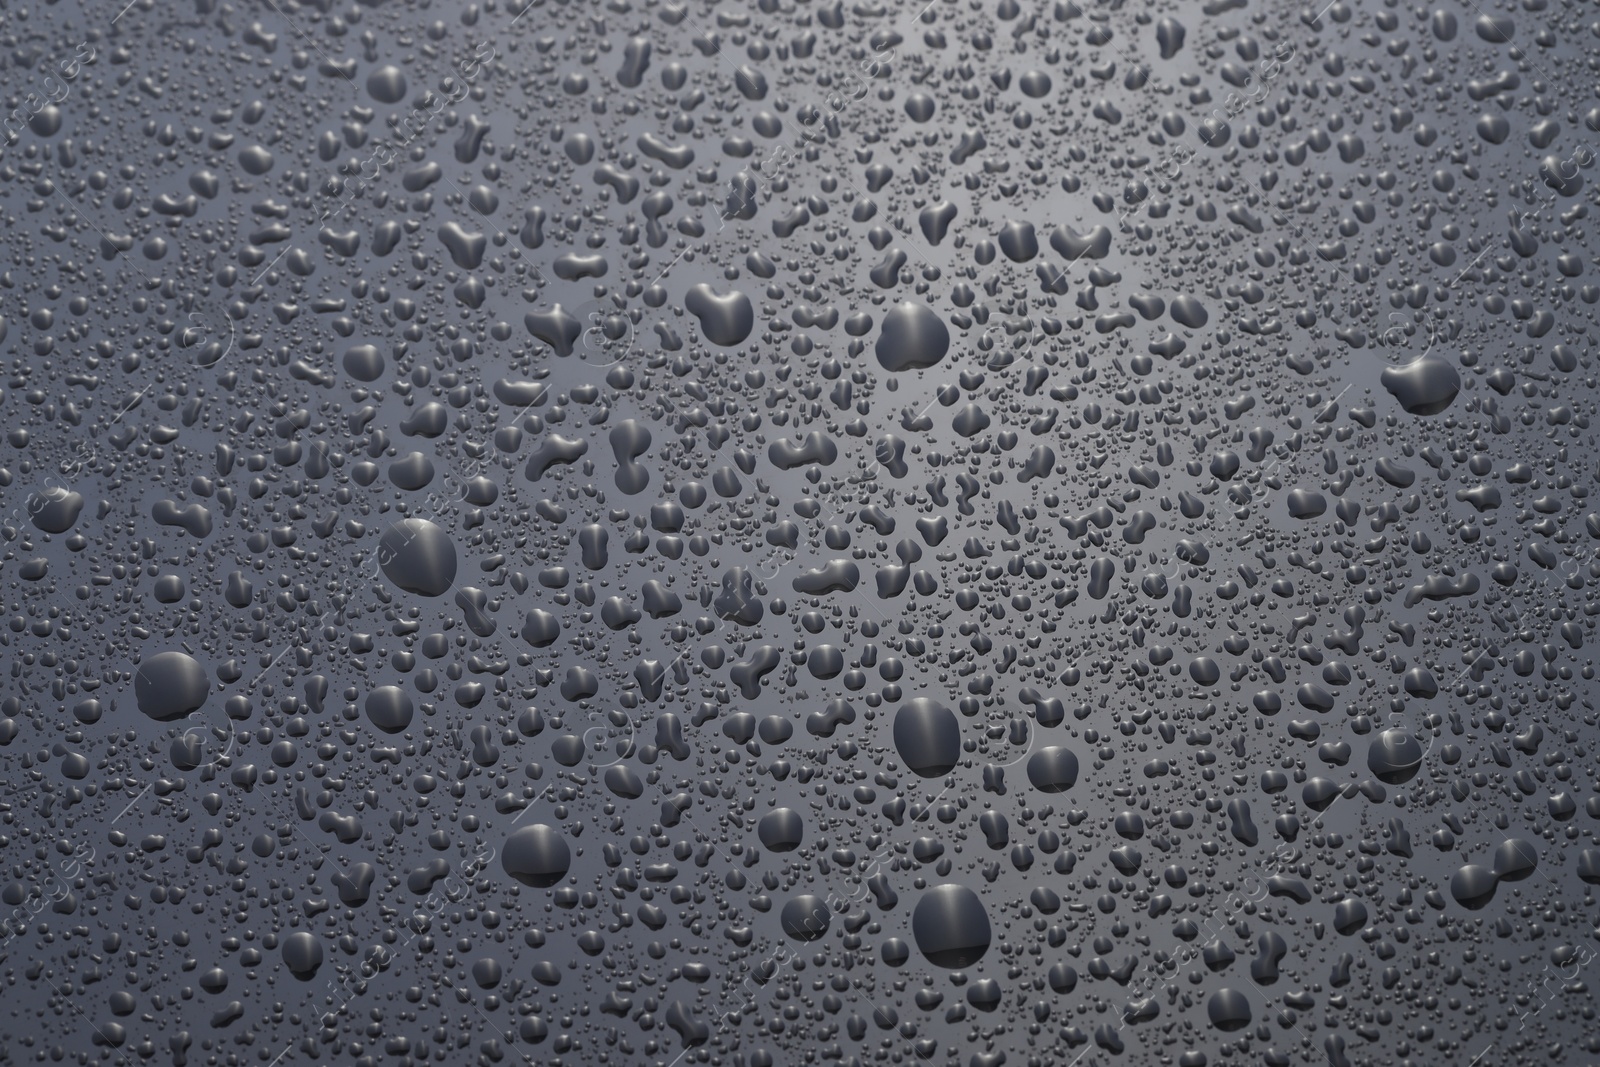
[0,0,1597,1065]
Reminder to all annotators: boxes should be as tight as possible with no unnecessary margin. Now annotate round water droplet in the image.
[366,686,414,733]
[1367,728,1423,784]
[757,808,805,851]
[503,824,571,888]
[135,651,210,722]
[912,885,991,967]
[379,519,458,597]
[1026,746,1080,793]
[1207,988,1252,1031]
[1450,864,1499,909]
[367,65,408,103]
[282,931,324,979]
[780,894,831,940]
[893,697,960,778]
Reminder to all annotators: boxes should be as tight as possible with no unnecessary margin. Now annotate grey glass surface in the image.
[1,1,1598,1065]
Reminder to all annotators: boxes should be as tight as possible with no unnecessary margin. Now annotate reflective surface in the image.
[1,1,1599,1065]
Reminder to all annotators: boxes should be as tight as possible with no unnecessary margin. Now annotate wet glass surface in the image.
[1,1,1599,1064]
